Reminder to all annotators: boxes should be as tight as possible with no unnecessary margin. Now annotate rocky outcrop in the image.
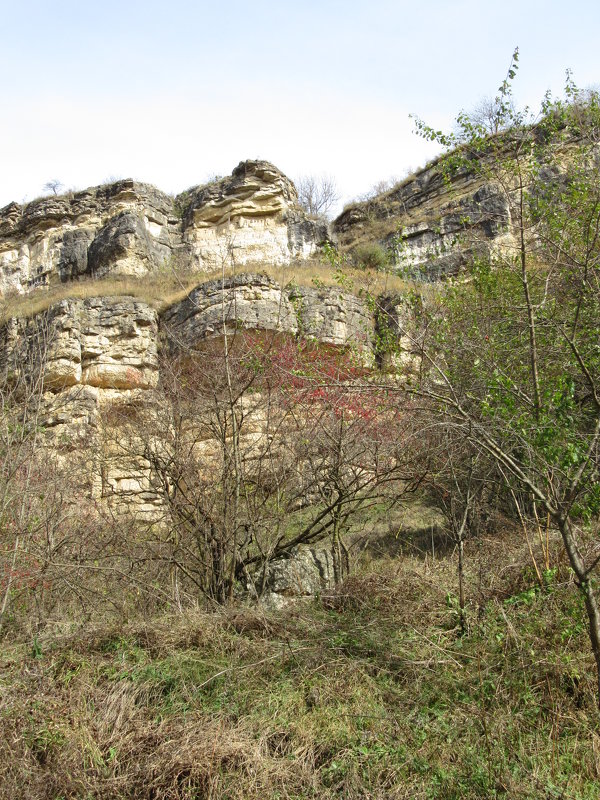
[179,161,327,271]
[87,211,172,279]
[333,158,514,280]
[161,273,373,352]
[0,296,162,517]
[0,296,159,392]
[161,273,300,347]
[289,285,372,347]
[0,181,176,294]
[0,162,327,296]
[0,277,375,520]
[0,275,373,401]
[335,127,600,281]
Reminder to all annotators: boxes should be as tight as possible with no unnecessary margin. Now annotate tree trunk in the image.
[457,536,466,635]
[558,516,600,708]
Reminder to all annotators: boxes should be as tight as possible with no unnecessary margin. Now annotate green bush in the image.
[352,242,391,271]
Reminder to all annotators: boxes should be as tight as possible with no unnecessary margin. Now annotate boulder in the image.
[250,545,335,608]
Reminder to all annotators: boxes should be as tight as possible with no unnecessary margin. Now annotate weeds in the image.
[1,526,599,798]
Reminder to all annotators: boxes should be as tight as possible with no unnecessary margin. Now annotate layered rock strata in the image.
[1,277,374,403]
[0,181,176,293]
[161,273,373,352]
[0,161,327,296]
[333,160,514,280]
[0,297,162,517]
[0,297,159,392]
[179,161,327,271]
[0,274,376,519]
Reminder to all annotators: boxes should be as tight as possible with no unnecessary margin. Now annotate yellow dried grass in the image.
[0,259,421,325]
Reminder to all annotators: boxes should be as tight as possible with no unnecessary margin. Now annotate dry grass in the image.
[0,259,423,325]
[1,522,599,799]
[0,272,201,324]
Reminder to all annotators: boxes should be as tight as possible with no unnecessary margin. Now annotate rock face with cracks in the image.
[0,161,327,296]
[0,273,376,527]
[0,297,159,392]
[333,160,514,280]
[161,273,373,352]
[180,161,328,271]
[0,181,176,294]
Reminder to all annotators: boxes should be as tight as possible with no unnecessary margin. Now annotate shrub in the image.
[352,242,391,271]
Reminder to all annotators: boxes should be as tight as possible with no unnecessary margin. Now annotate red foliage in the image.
[238,331,402,444]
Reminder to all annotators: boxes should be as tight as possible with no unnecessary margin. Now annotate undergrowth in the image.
[1,529,599,799]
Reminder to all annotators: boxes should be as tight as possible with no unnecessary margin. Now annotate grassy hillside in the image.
[1,523,599,800]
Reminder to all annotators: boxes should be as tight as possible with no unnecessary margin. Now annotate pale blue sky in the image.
[1,0,598,212]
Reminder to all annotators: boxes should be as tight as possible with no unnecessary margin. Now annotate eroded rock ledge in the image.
[0,161,328,296]
[333,162,514,280]
[0,273,374,399]
[162,273,372,351]
[0,297,159,392]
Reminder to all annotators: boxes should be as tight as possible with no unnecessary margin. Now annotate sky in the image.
[1,0,599,215]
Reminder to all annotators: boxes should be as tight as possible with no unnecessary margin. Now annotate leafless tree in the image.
[356,176,402,203]
[0,314,107,637]
[295,174,339,219]
[43,179,63,196]
[101,326,421,607]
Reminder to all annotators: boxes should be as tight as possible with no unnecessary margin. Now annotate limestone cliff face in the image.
[333,158,514,280]
[162,274,300,347]
[0,274,374,519]
[0,181,176,293]
[0,297,159,392]
[0,274,372,409]
[289,285,372,348]
[161,273,372,351]
[0,297,162,516]
[180,161,328,271]
[0,161,326,296]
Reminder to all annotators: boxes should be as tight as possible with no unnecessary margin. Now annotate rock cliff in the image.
[333,158,514,280]
[0,148,545,603]
[333,126,599,281]
[161,274,372,352]
[179,160,327,271]
[5,147,520,540]
[2,274,373,401]
[0,271,375,520]
[0,297,159,392]
[0,161,327,296]
[0,181,175,293]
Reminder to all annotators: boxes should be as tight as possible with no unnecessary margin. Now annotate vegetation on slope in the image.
[1,526,599,800]
[0,256,416,325]
[1,55,600,800]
